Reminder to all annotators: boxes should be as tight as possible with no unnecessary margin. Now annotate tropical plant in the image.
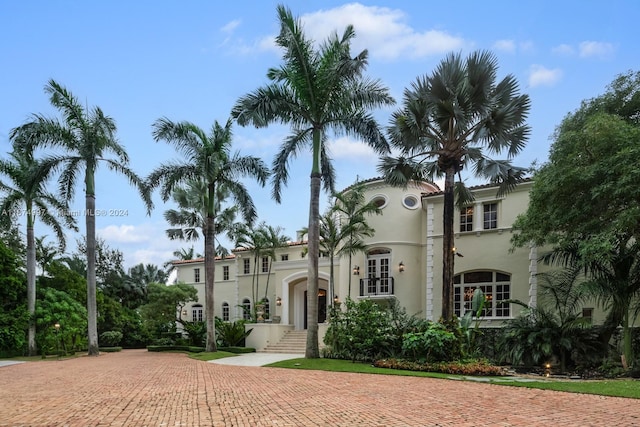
[10,79,152,356]
[232,5,394,357]
[215,318,253,347]
[378,50,531,321]
[0,240,28,356]
[512,72,640,366]
[148,117,268,351]
[35,236,60,276]
[260,224,289,301]
[0,147,77,356]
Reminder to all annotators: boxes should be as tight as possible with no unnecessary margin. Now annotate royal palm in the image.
[379,51,530,321]
[148,117,268,352]
[10,80,150,355]
[0,147,77,356]
[232,5,394,357]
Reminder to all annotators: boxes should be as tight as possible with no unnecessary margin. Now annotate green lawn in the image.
[264,357,640,399]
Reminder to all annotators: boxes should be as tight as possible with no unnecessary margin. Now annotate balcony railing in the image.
[359,277,395,297]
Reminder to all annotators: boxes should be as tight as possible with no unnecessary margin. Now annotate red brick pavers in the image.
[0,349,637,426]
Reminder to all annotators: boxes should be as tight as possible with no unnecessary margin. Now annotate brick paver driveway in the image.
[0,349,637,426]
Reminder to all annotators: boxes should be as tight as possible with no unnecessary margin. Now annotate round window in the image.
[371,194,388,209]
[402,195,419,209]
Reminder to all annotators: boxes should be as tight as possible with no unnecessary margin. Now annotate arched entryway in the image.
[284,271,330,330]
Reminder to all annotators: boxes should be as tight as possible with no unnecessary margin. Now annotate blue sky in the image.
[1,1,638,269]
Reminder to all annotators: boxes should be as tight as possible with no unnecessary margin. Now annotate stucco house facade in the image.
[171,177,602,351]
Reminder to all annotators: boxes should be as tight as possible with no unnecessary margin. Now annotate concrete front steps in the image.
[261,330,307,354]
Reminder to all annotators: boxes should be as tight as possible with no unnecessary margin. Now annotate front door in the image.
[303,289,327,329]
[367,254,391,295]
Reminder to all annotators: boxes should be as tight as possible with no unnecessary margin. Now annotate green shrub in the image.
[98,346,122,352]
[402,322,457,363]
[218,346,256,354]
[100,331,123,347]
[181,321,206,346]
[215,318,252,347]
[146,345,205,353]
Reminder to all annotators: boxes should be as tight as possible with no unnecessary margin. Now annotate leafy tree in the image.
[39,260,87,305]
[332,181,381,296]
[232,5,394,357]
[35,287,88,355]
[512,71,640,366]
[148,118,268,351]
[0,148,76,355]
[139,282,197,342]
[378,50,531,321]
[0,240,28,356]
[35,236,61,276]
[10,80,152,356]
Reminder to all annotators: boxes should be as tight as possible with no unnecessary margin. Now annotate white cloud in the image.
[552,43,574,56]
[327,136,377,159]
[226,3,466,60]
[220,19,241,34]
[493,39,516,54]
[528,64,562,88]
[300,3,466,60]
[579,41,614,59]
[98,224,150,244]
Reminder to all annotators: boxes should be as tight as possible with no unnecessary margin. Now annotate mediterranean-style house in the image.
[171,177,603,351]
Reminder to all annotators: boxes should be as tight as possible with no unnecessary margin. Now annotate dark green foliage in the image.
[0,240,28,354]
[402,323,457,363]
[218,346,256,354]
[35,287,87,354]
[99,331,123,347]
[147,345,205,353]
[181,321,206,347]
[215,318,253,347]
[324,298,428,362]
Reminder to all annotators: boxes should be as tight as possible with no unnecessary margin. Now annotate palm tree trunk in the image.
[205,211,217,352]
[441,169,456,321]
[26,217,37,356]
[306,171,321,358]
[86,192,99,356]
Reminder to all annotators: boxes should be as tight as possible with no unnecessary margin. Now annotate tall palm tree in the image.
[378,50,531,321]
[0,147,77,356]
[35,235,59,276]
[332,182,381,296]
[10,79,152,355]
[148,117,268,352]
[232,5,394,358]
[260,224,290,301]
[233,222,269,314]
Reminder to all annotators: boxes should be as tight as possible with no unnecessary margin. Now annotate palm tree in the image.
[332,182,381,296]
[148,117,268,352]
[260,224,290,301]
[378,50,531,321]
[0,147,77,356]
[232,5,394,358]
[164,178,239,257]
[35,235,59,276]
[10,79,151,356]
[232,222,269,315]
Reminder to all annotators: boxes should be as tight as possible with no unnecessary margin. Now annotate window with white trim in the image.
[483,203,497,229]
[460,206,473,232]
[454,271,511,318]
[192,304,203,322]
[222,302,230,321]
[194,268,200,283]
[242,298,251,320]
[223,265,229,280]
[243,258,250,274]
[261,256,269,273]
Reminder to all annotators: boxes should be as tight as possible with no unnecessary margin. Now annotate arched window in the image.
[242,298,251,320]
[222,302,230,321]
[453,271,511,318]
[191,304,203,322]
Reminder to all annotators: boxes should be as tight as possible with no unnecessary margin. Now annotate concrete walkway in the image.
[0,349,637,426]
[209,352,303,366]
[0,360,24,367]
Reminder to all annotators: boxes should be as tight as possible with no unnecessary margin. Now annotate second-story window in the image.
[281,254,289,261]
[243,258,250,274]
[483,203,498,229]
[223,265,229,280]
[194,268,200,283]
[262,256,269,273]
[460,206,473,232]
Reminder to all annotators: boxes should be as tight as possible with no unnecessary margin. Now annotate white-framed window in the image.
[222,302,230,321]
[243,258,250,274]
[454,271,511,318]
[223,265,229,280]
[194,268,200,283]
[402,194,419,210]
[460,206,473,232]
[363,248,392,296]
[281,254,289,261]
[192,304,203,322]
[261,256,269,273]
[483,203,498,229]
[242,298,251,320]
[370,194,388,209]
